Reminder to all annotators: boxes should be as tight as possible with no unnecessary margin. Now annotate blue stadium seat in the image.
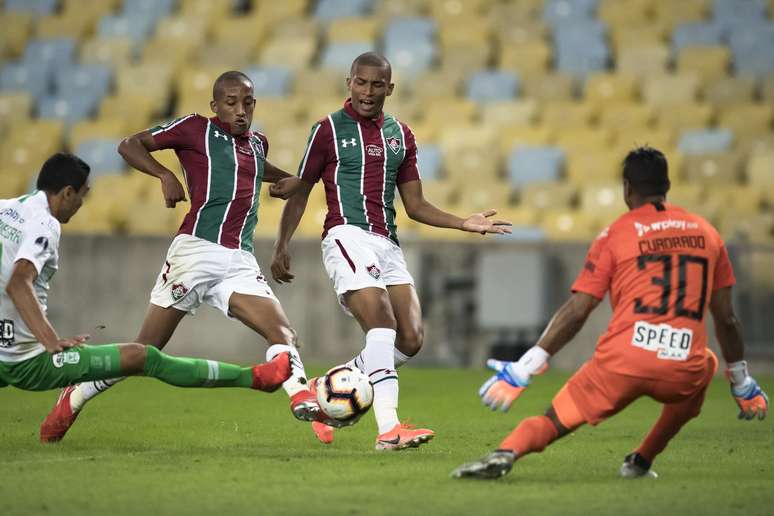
[728,24,774,76]
[4,0,57,16]
[55,64,113,99]
[321,42,376,71]
[507,146,565,187]
[243,66,293,97]
[384,17,437,42]
[466,71,520,103]
[314,0,373,21]
[0,62,51,100]
[712,0,767,20]
[37,94,101,125]
[543,0,599,26]
[22,38,77,78]
[672,22,724,52]
[122,0,176,18]
[677,128,734,155]
[383,17,437,77]
[74,139,127,175]
[416,145,442,181]
[98,14,159,43]
[553,21,610,76]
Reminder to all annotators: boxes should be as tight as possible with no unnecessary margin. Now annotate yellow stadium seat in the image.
[253,98,305,134]
[271,18,321,41]
[420,180,460,207]
[762,75,774,104]
[598,103,654,132]
[541,209,601,242]
[494,19,547,46]
[488,206,540,227]
[682,152,742,185]
[666,182,705,211]
[736,133,774,159]
[747,249,774,288]
[712,186,766,218]
[617,46,670,77]
[176,66,224,105]
[497,41,551,75]
[555,128,614,152]
[438,126,496,154]
[746,151,774,189]
[262,126,309,172]
[615,128,676,154]
[179,0,233,20]
[677,46,731,82]
[254,0,309,24]
[487,0,543,23]
[719,213,774,244]
[61,198,115,235]
[438,18,491,48]
[252,197,284,238]
[598,0,651,27]
[480,99,539,128]
[579,182,629,219]
[429,0,493,21]
[35,12,92,40]
[407,121,440,144]
[498,126,554,154]
[541,102,598,129]
[0,93,33,124]
[374,0,428,18]
[445,147,501,183]
[565,149,624,185]
[297,97,348,129]
[1,121,64,174]
[293,69,347,98]
[326,17,379,43]
[100,95,156,135]
[438,43,492,76]
[643,74,700,107]
[584,73,639,105]
[655,103,713,133]
[125,199,188,236]
[521,73,575,102]
[519,181,577,211]
[260,38,317,70]
[195,42,255,69]
[68,119,126,152]
[455,180,512,213]
[211,15,269,56]
[409,69,465,102]
[420,98,479,125]
[384,99,419,123]
[80,37,133,67]
[717,104,773,141]
[0,13,33,59]
[142,39,200,75]
[0,170,29,197]
[610,25,668,53]
[651,0,709,30]
[155,16,210,46]
[704,76,757,107]
[61,0,118,22]
[116,64,174,116]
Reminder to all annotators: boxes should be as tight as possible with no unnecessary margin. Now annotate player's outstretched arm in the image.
[710,287,768,420]
[480,292,600,411]
[5,260,89,353]
[397,180,512,235]
[264,161,302,200]
[271,180,314,284]
[118,130,186,208]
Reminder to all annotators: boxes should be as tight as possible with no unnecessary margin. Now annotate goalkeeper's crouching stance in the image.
[452,147,768,480]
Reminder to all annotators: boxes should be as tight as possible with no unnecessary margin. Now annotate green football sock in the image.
[143,346,253,388]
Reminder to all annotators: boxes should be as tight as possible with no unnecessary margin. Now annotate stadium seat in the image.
[541,101,597,129]
[615,128,676,154]
[598,103,654,132]
[672,22,724,52]
[494,16,548,47]
[480,100,539,128]
[74,139,127,175]
[22,37,77,79]
[326,17,380,43]
[704,76,757,106]
[543,0,599,26]
[651,0,709,30]
[1,120,64,174]
[35,12,92,40]
[115,64,173,117]
[666,182,705,210]
[0,170,29,197]
[98,14,159,44]
[728,24,774,77]
[416,145,443,181]
[437,43,492,76]
[314,0,373,21]
[761,75,774,103]
[598,0,650,26]
[720,213,774,244]
[421,98,479,125]
[242,66,293,97]
[579,182,629,218]
[506,146,565,187]
[99,95,155,135]
[553,23,611,77]
[260,38,319,70]
[520,73,576,102]
[125,198,188,236]
[555,128,613,152]
[713,186,766,218]
[80,37,134,68]
[0,92,33,125]
[438,17,491,48]
[610,25,668,53]
[541,209,601,241]
[419,179,459,207]
[519,181,577,211]
[409,69,465,101]
[0,12,34,59]
[55,63,112,100]
[68,119,126,153]
[643,74,700,106]
[445,146,501,183]
[655,103,713,133]
[716,104,773,142]
[37,95,101,125]
[466,71,519,103]
[677,128,734,155]
[497,41,552,75]
[682,152,742,185]
[746,151,774,189]
[584,73,639,105]
[565,149,624,184]
[252,98,305,132]
[498,126,555,154]
[321,42,377,71]
[617,45,670,76]
[4,0,58,16]
[676,45,731,81]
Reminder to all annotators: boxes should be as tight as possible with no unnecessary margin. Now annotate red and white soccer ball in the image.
[315,365,374,424]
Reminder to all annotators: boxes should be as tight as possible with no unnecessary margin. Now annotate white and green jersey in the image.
[149,114,267,252]
[0,191,60,362]
[298,100,421,245]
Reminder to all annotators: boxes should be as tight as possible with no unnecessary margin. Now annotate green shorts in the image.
[0,345,122,391]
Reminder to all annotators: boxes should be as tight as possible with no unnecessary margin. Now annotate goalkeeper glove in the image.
[479,346,550,412]
[727,361,768,421]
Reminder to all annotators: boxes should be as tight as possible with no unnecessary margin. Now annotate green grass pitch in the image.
[1,368,772,516]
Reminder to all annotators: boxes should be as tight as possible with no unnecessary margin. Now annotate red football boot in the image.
[40,386,80,443]
[251,352,291,392]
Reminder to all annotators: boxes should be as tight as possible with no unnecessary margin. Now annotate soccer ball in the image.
[315,365,374,424]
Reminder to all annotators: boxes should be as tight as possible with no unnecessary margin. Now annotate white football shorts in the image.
[150,234,278,317]
[321,225,414,315]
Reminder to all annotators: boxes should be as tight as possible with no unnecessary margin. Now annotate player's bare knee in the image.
[398,325,424,356]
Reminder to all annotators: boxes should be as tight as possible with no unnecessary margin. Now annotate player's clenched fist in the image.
[159,171,186,208]
[271,247,295,284]
[269,177,301,200]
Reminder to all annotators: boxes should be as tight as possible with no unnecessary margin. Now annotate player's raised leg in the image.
[40,303,186,442]
[227,292,318,422]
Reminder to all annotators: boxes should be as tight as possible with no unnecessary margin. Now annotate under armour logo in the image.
[214,130,229,141]
[341,138,358,148]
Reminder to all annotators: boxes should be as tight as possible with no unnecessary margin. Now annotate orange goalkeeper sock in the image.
[499,415,559,457]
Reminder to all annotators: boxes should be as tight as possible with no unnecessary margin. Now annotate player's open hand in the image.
[462,209,513,235]
[271,247,295,284]
[269,177,302,200]
[46,334,90,353]
[160,171,187,208]
[731,377,768,420]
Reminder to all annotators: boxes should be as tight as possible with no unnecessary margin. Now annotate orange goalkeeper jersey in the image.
[571,202,736,383]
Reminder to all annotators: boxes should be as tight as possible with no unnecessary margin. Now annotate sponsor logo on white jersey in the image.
[631,321,693,361]
[634,219,699,238]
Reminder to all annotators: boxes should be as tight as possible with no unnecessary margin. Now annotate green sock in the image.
[143,346,253,388]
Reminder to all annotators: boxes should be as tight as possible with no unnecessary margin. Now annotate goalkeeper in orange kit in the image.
[453,147,768,480]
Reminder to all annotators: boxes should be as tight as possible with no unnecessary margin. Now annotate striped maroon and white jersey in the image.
[298,100,421,245]
[148,114,267,252]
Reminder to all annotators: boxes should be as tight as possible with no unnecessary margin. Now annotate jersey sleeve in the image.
[713,242,736,290]
[298,120,331,184]
[571,229,615,300]
[254,132,269,159]
[397,123,420,184]
[148,113,199,150]
[14,217,59,275]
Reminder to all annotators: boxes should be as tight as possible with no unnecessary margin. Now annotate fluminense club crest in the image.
[171,283,189,301]
[386,137,401,154]
[366,264,381,280]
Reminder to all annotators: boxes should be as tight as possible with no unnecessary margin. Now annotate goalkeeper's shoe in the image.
[375,422,434,451]
[251,351,291,392]
[619,452,658,479]
[308,376,335,444]
[451,450,516,479]
[731,378,768,421]
[40,386,80,443]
